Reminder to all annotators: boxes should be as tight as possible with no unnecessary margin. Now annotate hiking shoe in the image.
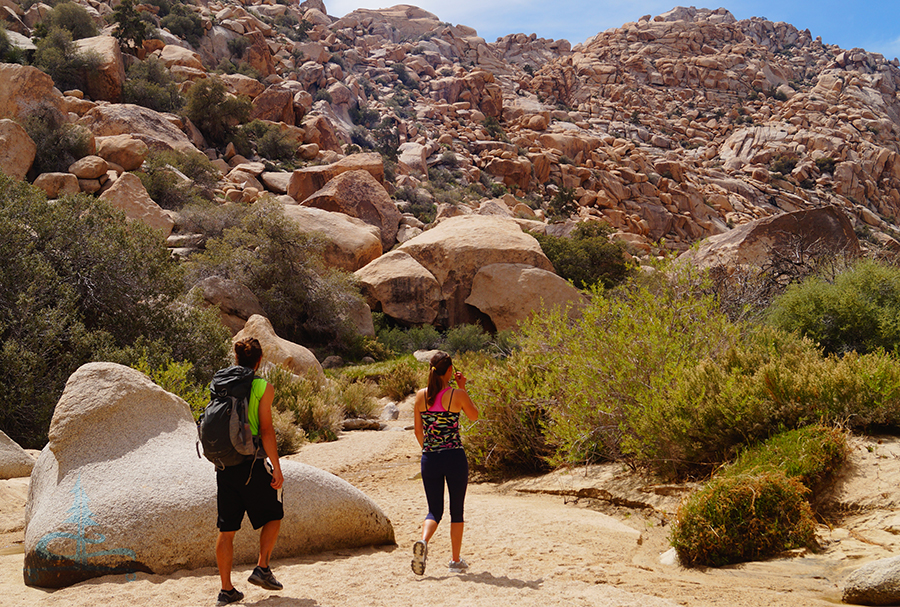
[216,588,244,606]
[248,566,283,591]
[411,540,427,575]
[448,558,468,572]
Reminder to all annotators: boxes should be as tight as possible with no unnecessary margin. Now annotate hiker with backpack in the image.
[201,337,284,606]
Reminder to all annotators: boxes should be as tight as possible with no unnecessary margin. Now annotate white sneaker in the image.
[448,558,468,572]
[411,540,427,575]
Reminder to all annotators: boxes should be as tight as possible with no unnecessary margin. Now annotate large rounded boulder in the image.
[357,215,554,328]
[24,363,394,588]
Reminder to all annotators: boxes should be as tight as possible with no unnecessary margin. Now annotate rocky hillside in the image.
[2,2,899,308]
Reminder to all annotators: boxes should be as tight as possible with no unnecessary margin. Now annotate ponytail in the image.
[425,351,452,407]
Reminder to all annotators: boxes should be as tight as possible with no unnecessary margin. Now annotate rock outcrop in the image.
[0,430,35,480]
[465,263,585,331]
[0,119,36,180]
[843,554,900,605]
[357,215,554,328]
[302,169,401,252]
[679,205,861,269]
[191,276,265,335]
[232,314,324,379]
[24,362,394,588]
[282,204,383,272]
[97,173,175,237]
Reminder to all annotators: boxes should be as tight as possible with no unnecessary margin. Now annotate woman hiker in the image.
[411,351,479,575]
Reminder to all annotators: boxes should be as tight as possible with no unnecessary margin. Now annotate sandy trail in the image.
[0,401,893,607]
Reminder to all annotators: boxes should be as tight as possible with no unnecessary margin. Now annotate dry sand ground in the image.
[2,396,899,607]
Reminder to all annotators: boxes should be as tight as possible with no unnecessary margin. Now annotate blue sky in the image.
[324,1,900,61]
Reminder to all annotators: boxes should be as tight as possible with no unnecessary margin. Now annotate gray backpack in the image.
[196,365,258,469]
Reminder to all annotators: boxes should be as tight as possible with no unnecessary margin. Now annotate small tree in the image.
[113,0,150,55]
[184,77,251,148]
[45,2,98,40]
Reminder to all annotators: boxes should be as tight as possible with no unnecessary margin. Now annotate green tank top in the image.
[248,377,268,437]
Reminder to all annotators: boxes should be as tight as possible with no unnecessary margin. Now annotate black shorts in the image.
[216,458,284,532]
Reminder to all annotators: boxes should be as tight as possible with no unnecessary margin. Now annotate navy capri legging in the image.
[421,448,468,523]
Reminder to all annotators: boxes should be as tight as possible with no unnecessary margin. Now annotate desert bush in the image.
[137,149,218,210]
[34,26,102,92]
[728,425,848,498]
[532,221,630,289]
[377,324,443,354]
[186,199,365,353]
[184,77,251,148]
[176,200,250,241]
[23,105,92,174]
[391,62,417,88]
[462,353,555,479]
[815,157,837,174]
[333,376,380,418]
[45,2,98,40]
[233,119,296,164]
[272,407,306,455]
[670,471,817,567]
[160,2,203,44]
[670,425,845,567]
[482,116,506,141]
[0,25,23,63]
[349,103,380,128]
[546,186,577,221]
[130,353,208,417]
[227,36,250,57]
[532,269,738,469]
[123,56,182,112]
[443,324,493,354]
[766,259,900,355]
[770,152,798,176]
[378,358,422,400]
[0,175,230,448]
[262,364,341,442]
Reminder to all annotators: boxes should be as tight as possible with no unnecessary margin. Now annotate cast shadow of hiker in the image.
[246,596,318,607]
[453,571,542,589]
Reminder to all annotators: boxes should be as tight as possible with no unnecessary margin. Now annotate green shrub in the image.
[314,89,333,104]
[462,353,555,479]
[334,376,380,418]
[377,324,443,354]
[0,176,230,448]
[234,119,296,163]
[186,199,365,353]
[45,2,98,40]
[533,222,630,289]
[766,259,900,355]
[23,105,92,174]
[443,324,493,354]
[0,25,24,63]
[391,62,417,88]
[815,157,836,174]
[670,471,817,567]
[728,425,848,497]
[482,116,506,141]
[262,363,340,443]
[272,407,306,455]
[770,153,798,176]
[378,358,422,400]
[136,149,218,210]
[547,186,578,221]
[34,26,102,92]
[184,77,251,148]
[130,353,208,417]
[227,36,250,57]
[160,2,203,44]
[123,56,182,112]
